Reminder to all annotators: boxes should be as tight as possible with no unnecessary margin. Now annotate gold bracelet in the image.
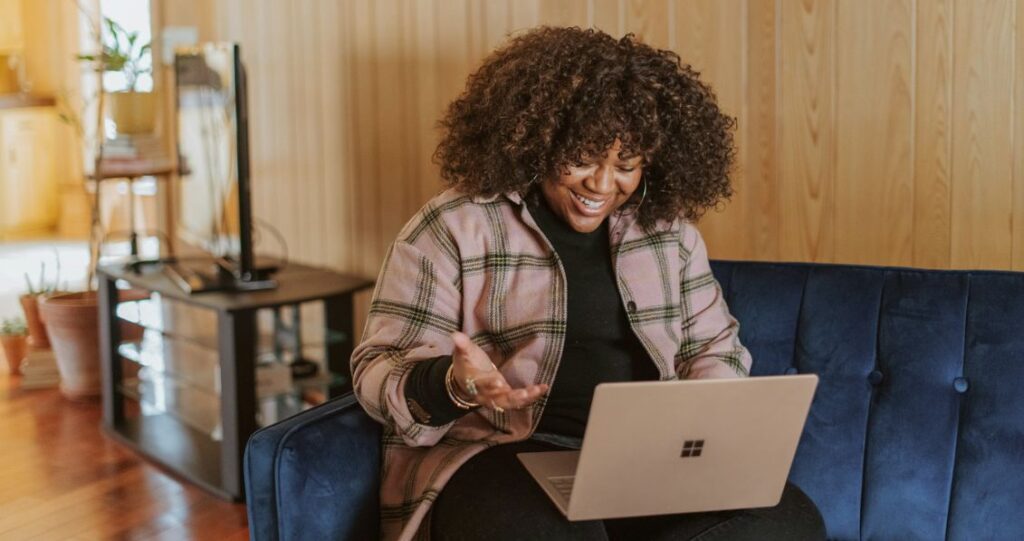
[445,364,480,409]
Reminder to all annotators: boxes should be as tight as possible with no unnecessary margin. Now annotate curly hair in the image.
[433,26,737,228]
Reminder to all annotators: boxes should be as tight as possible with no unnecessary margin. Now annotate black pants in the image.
[431,440,826,541]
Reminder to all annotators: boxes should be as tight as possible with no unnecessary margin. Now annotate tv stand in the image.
[97,259,374,500]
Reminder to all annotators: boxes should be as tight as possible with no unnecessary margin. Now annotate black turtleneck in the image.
[527,194,658,438]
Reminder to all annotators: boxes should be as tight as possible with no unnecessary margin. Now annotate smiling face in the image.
[539,140,645,233]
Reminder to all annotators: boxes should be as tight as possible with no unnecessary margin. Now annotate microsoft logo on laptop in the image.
[680,439,705,458]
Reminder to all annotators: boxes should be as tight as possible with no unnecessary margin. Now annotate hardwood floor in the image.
[0,372,250,540]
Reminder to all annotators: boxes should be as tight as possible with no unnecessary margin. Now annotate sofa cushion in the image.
[711,261,1024,540]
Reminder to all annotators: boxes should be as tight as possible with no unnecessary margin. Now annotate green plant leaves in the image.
[79,15,152,91]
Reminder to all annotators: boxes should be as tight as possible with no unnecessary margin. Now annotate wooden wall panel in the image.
[914,0,954,268]
[675,0,748,260]
[509,0,541,34]
[412,0,444,208]
[592,0,623,35]
[477,1,511,56]
[1015,0,1024,271]
[259,0,296,264]
[745,0,779,261]
[950,0,1015,269]
[373,0,413,259]
[540,0,588,27]
[834,0,914,266]
[153,0,1024,325]
[625,0,670,49]
[316,0,350,271]
[778,0,835,263]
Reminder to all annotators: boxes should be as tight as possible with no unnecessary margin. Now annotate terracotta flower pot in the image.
[40,291,101,400]
[19,294,49,349]
[1,334,28,375]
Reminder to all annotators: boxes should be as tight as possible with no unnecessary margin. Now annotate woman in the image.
[352,27,825,540]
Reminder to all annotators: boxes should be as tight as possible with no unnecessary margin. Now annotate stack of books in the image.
[103,134,166,161]
[20,348,60,389]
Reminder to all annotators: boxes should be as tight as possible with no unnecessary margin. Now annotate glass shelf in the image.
[118,329,349,395]
[119,374,221,439]
[119,329,220,393]
[119,367,347,439]
[115,295,350,354]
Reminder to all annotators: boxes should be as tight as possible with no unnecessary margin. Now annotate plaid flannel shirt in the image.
[351,188,751,540]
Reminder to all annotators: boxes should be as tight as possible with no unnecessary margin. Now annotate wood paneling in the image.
[540,0,588,27]
[625,0,670,49]
[155,0,1024,336]
[834,0,914,266]
[914,0,954,268]
[592,0,623,36]
[745,0,780,261]
[1015,0,1024,271]
[950,0,1015,269]
[778,0,835,263]
[675,0,748,260]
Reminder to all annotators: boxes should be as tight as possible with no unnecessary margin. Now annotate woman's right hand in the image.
[450,332,549,412]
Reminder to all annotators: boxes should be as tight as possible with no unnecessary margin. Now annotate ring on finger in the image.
[464,377,478,396]
[490,400,505,413]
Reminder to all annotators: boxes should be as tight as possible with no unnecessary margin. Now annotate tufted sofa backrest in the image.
[709,261,1024,540]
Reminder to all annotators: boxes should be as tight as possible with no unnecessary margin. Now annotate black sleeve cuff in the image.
[403,355,470,426]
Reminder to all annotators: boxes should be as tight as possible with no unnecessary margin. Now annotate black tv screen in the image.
[174,42,256,279]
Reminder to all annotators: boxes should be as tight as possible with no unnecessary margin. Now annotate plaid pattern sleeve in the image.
[350,209,464,447]
[675,223,752,379]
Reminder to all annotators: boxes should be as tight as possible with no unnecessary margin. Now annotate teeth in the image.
[572,192,605,210]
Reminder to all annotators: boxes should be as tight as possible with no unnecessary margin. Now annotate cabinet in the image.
[0,106,58,236]
[0,0,23,53]
[98,260,374,500]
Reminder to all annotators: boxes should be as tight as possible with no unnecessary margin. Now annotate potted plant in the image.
[1,318,29,375]
[77,17,154,134]
[20,261,62,349]
[38,13,148,401]
[41,290,104,399]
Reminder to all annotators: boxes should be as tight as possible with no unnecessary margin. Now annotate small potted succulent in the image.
[1,317,29,375]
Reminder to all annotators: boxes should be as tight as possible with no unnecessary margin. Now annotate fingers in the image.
[451,332,495,371]
[479,383,550,411]
[451,331,474,354]
[451,332,500,398]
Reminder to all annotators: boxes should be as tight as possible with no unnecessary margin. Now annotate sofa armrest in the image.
[244,393,381,541]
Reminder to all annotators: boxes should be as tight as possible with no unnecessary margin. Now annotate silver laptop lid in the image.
[567,375,818,520]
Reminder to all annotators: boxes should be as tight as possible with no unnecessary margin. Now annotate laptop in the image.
[517,374,818,521]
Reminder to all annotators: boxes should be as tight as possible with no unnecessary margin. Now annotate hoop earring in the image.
[620,179,647,215]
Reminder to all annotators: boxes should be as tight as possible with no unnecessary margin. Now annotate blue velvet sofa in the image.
[245,261,1024,540]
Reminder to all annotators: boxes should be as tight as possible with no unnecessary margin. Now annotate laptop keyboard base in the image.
[548,475,575,501]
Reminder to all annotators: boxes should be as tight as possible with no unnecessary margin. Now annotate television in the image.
[173,43,274,291]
